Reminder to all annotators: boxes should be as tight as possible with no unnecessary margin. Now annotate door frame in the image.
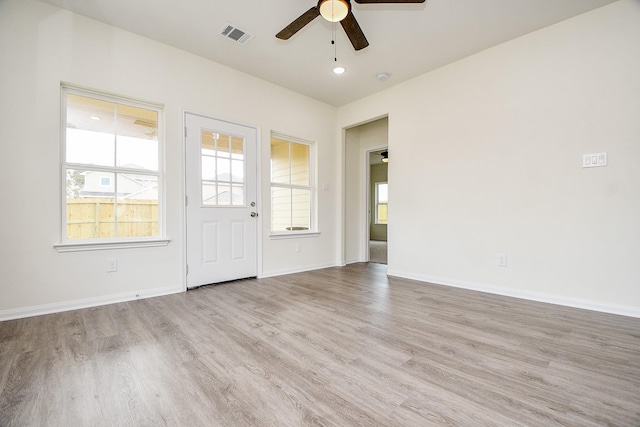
[182,110,263,289]
[363,146,388,263]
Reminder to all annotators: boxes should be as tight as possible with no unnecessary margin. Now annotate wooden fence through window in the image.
[66,198,158,239]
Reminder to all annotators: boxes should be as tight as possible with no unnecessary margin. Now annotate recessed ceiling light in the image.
[90,116,101,120]
[333,66,346,75]
[377,73,389,81]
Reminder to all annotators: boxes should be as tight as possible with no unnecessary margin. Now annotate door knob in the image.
[251,212,258,218]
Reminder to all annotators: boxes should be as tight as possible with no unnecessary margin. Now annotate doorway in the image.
[343,116,388,265]
[184,113,259,289]
[368,149,388,264]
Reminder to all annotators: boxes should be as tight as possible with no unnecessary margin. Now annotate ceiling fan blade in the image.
[276,7,321,40]
[340,11,369,51]
[354,0,425,3]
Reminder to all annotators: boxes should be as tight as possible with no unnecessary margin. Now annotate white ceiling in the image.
[40,0,618,106]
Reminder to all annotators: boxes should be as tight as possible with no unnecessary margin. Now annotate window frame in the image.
[374,181,388,225]
[55,84,168,252]
[269,132,317,237]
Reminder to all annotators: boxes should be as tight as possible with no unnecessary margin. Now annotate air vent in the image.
[219,24,254,45]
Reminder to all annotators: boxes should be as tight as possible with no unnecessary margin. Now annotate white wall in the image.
[338,0,640,316]
[0,0,339,319]
[344,118,388,263]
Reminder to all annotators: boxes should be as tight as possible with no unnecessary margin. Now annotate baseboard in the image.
[261,261,341,279]
[345,257,363,265]
[386,268,640,319]
[0,285,184,322]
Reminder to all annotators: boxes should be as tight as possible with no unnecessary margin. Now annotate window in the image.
[270,134,315,233]
[201,131,245,206]
[60,85,164,246]
[375,182,388,225]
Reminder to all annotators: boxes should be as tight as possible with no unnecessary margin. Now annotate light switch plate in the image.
[583,152,607,168]
[497,254,507,267]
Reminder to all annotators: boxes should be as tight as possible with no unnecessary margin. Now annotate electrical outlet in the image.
[107,258,118,272]
[295,243,301,253]
[497,254,507,267]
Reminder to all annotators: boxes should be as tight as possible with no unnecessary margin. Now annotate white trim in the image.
[269,231,320,240]
[54,239,170,252]
[261,261,340,279]
[60,82,165,109]
[182,110,189,292]
[387,268,640,319]
[0,285,183,322]
[255,125,263,281]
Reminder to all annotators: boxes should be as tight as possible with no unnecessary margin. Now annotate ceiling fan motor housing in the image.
[318,0,351,22]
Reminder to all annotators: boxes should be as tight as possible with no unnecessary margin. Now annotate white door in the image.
[185,113,258,289]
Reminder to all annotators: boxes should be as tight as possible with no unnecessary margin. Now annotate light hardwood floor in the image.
[369,241,387,265]
[1,263,639,426]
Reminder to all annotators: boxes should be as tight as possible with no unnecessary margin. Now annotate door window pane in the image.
[203,182,217,206]
[201,130,245,207]
[231,160,244,183]
[232,185,244,206]
[202,156,216,181]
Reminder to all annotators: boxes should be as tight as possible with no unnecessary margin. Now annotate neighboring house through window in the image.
[270,133,315,233]
[61,85,164,244]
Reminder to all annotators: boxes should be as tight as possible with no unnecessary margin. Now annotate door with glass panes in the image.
[185,113,258,288]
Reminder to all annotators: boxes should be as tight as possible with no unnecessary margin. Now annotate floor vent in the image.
[219,24,254,45]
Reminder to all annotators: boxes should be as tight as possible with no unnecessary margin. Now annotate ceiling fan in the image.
[276,0,425,51]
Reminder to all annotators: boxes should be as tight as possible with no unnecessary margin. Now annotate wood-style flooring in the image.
[1,263,639,426]
[369,241,387,265]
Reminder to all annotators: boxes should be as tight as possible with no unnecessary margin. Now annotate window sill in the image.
[54,239,170,253]
[269,232,320,240]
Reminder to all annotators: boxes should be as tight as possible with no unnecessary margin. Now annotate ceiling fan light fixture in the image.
[319,0,350,23]
[333,65,346,75]
[381,150,388,163]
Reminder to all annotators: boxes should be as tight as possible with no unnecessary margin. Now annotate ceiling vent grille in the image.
[219,24,254,45]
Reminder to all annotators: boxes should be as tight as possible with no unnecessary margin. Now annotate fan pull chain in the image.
[332,22,337,63]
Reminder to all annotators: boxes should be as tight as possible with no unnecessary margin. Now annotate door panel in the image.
[202,222,219,263]
[185,113,258,288]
